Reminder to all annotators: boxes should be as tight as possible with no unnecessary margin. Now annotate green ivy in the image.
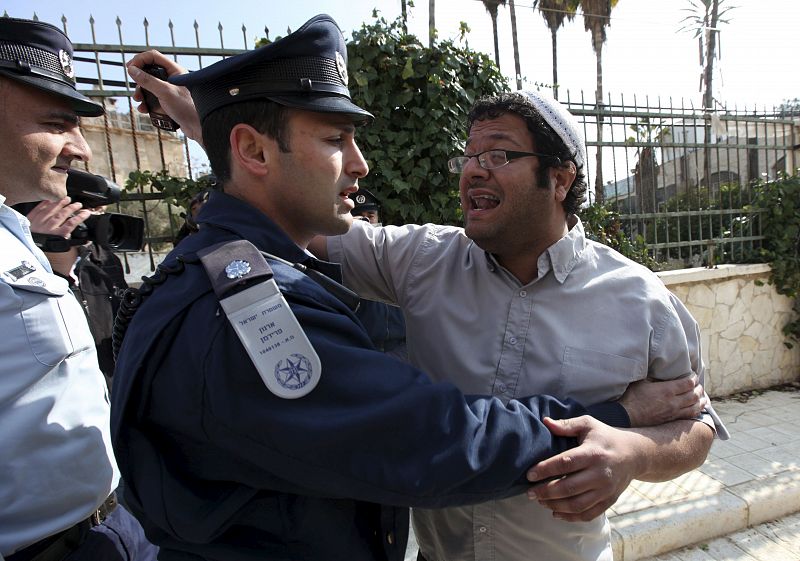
[347,13,509,225]
[749,175,800,346]
[125,170,213,210]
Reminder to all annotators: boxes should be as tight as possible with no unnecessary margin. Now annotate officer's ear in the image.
[229,123,273,178]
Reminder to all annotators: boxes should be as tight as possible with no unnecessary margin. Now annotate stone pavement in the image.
[640,511,800,561]
[404,386,800,561]
[609,386,800,560]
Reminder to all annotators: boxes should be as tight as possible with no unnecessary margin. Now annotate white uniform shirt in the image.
[329,218,725,561]
[0,196,119,556]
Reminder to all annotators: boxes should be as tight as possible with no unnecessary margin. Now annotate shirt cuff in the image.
[587,402,631,428]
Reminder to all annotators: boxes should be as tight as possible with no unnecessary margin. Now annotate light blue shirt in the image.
[329,218,726,561]
[0,196,119,556]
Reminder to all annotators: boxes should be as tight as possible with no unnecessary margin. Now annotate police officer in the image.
[0,17,156,561]
[113,14,703,561]
[347,189,408,357]
[350,188,381,224]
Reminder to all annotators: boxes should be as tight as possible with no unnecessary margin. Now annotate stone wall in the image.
[659,264,800,397]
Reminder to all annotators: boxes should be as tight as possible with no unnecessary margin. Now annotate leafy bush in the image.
[750,175,800,346]
[347,14,508,225]
[579,203,658,270]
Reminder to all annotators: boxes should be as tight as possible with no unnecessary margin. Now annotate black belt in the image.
[6,493,118,561]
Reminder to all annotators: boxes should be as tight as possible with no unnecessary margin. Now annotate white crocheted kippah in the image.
[518,90,586,171]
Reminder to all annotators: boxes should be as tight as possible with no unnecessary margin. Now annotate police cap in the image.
[170,14,372,124]
[0,17,104,117]
[350,189,380,214]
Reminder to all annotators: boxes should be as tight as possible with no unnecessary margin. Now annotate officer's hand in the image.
[526,416,642,522]
[126,50,203,145]
[619,374,708,427]
[26,198,91,238]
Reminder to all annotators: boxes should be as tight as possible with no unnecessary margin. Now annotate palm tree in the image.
[679,0,735,189]
[509,0,522,89]
[482,0,507,69]
[581,0,618,203]
[429,0,436,46]
[537,0,579,100]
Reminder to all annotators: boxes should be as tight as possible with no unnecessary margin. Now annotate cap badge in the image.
[355,194,366,204]
[225,259,251,279]
[335,51,348,85]
[229,87,240,96]
[58,50,74,79]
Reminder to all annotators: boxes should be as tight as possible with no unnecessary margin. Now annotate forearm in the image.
[628,419,714,482]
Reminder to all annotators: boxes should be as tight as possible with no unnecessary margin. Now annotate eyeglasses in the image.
[447,149,561,174]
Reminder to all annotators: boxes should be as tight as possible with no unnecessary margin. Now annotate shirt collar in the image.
[194,190,341,278]
[541,216,587,283]
[483,216,587,285]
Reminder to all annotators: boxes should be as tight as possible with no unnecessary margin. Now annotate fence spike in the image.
[61,14,68,34]
[32,12,39,21]
[264,26,269,41]
[242,24,247,49]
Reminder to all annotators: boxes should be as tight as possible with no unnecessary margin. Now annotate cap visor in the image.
[267,94,373,124]
[0,71,104,117]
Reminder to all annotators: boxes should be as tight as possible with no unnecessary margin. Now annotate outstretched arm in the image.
[525,415,714,522]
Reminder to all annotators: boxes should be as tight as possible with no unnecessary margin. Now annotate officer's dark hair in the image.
[202,100,291,185]
[467,93,587,215]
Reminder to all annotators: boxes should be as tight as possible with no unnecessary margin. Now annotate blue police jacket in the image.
[111,191,628,561]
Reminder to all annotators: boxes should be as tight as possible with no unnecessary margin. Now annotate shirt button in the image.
[509,337,517,345]
[479,526,488,533]
[498,383,508,393]
[386,531,395,545]
[519,290,527,297]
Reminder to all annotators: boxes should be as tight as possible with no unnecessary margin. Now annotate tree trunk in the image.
[594,43,604,204]
[491,14,500,68]
[509,0,522,89]
[702,0,720,191]
[551,27,558,99]
[401,0,408,34]
[428,0,435,47]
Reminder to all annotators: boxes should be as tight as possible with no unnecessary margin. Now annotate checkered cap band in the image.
[519,90,586,170]
[0,40,74,84]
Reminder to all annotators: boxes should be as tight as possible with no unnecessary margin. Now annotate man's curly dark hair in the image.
[467,92,587,215]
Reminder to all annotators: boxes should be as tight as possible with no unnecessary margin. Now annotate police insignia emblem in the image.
[27,276,45,287]
[58,49,75,79]
[275,353,314,390]
[355,194,366,204]
[335,51,348,85]
[225,260,251,279]
[4,260,37,281]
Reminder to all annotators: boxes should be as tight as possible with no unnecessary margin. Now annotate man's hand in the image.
[620,374,708,427]
[27,198,90,238]
[526,416,643,522]
[126,50,202,144]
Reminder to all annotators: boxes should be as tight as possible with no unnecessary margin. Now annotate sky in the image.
[6,0,799,110]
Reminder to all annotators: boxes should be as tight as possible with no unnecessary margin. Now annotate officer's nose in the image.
[63,126,92,164]
[347,140,369,179]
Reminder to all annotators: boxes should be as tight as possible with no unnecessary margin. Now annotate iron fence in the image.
[13,13,799,270]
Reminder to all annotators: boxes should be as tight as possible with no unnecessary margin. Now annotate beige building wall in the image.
[80,105,188,186]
